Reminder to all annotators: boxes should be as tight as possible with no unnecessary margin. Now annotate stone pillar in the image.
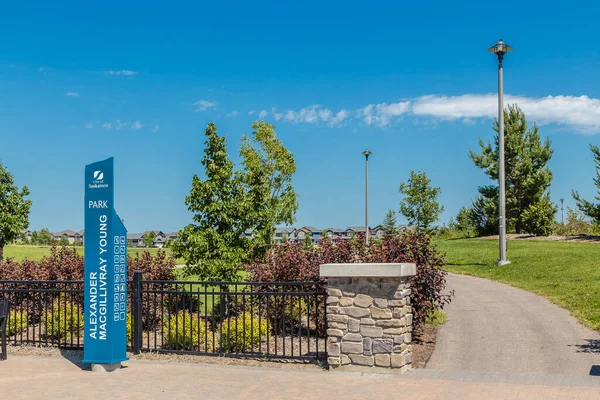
[320,263,416,373]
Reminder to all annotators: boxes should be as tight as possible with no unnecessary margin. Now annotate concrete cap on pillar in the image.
[319,263,416,278]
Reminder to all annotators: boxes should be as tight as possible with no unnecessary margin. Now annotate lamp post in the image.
[560,198,565,224]
[489,39,513,266]
[362,149,372,245]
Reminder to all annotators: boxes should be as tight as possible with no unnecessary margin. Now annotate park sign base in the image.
[83,157,128,369]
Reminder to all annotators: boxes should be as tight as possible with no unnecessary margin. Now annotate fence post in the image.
[132,270,143,355]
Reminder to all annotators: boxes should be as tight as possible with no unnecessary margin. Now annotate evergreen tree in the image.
[399,170,444,231]
[382,210,398,235]
[572,144,600,222]
[0,159,31,260]
[469,105,556,236]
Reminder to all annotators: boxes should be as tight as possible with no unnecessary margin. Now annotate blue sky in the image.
[1,1,600,233]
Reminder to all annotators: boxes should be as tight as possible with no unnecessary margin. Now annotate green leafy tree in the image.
[143,231,156,248]
[447,206,477,237]
[171,123,250,282]
[469,105,556,236]
[240,121,298,256]
[0,160,32,259]
[572,144,600,222]
[303,234,313,249]
[399,170,444,231]
[382,210,398,235]
[172,121,298,282]
[59,236,70,246]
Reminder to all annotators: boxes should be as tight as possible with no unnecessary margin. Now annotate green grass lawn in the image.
[435,238,600,332]
[3,244,173,262]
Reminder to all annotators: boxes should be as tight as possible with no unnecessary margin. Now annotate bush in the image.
[220,313,269,353]
[42,296,83,339]
[6,310,29,336]
[162,311,212,351]
[555,207,595,236]
[245,231,452,330]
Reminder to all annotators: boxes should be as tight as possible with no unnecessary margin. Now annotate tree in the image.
[239,121,298,256]
[171,123,250,282]
[382,210,397,235]
[0,160,32,260]
[59,236,70,246]
[399,171,444,231]
[172,121,298,282]
[143,231,156,248]
[447,206,476,237]
[572,144,600,222]
[470,105,556,236]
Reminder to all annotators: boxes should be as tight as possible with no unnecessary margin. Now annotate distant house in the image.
[273,227,296,243]
[52,230,83,245]
[127,233,145,247]
[345,226,371,239]
[371,225,385,239]
[296,226,321,242]
[324,228,345,240]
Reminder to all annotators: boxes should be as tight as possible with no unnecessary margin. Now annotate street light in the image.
[560,198,565,224]
[488,39,513,266]
[362,149,372,245]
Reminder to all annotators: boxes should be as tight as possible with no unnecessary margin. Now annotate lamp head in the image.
[488,39,514,56]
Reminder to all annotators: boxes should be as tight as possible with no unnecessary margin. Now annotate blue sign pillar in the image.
[83,157,128,365]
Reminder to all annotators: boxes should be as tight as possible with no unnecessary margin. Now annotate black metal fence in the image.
[0,273,327,362]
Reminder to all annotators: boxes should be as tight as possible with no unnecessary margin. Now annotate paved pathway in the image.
[427,273,600,375]
[4,356,600,399]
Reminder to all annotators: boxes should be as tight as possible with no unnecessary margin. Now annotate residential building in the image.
[371,225,385,239]
[296,226,321,242]
[273,227,296,243]
[52,230,84,245]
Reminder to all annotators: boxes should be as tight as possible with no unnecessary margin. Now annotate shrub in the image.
[162,311,212,351]
[245,231,452,330]
[127,249,176,281]
[220,313,269,353]
[6,309,29,336]
[126,312,132,342]
[42,296,83,339]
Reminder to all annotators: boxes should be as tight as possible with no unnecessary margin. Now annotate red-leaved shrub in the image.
[245,232,452,329]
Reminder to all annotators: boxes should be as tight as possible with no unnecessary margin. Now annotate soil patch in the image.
[411,324,438,369]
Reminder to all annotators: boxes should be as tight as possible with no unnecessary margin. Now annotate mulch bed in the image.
[411,324,438,369]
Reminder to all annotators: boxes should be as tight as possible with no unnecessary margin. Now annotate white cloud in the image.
[152,124,160,132]
[357,101,411,127]
[193,100,217,112]
[102,122,112,130]
[411,94,600,133]
[248,110,256,115]
[105,70,137,76]
[115,120,129,130]
[258,110,268,119]
[267,105,349,126]
[84,122,93,129]
[131,120,143,130]
[66,92,79,97]
[226,110,240,118]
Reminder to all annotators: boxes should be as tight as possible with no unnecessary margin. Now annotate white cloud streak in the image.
[66,92,79,97]
[193,100,217,112]
[131,120,143,130]
[105,70,137,76]
[226,110,240,118]
[258,110,268,119]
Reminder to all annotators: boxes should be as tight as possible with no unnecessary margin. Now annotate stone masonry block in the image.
[363,337,372,355]
[327,329,344,337]
[340,307,371,318]
[328,357,341,366]
[341,341,364,354]
[375,318,405,328]
[326,296,339,305]
[339,297,354,307]
[327,288,342,297]
[360,318,375,326]
[360,326,383,338]
[342,333,363,342]
[373,298,388,308]
[375,354,390,367]
[326,306,340,314]
[348,318,360,332]
[349,354,374,366]
[371,307,393,319]
[372,339,393,354]
[328,314,349,324]
[388,299,406,307]
[354,294,373,308]
[390,354,407,368]
[327,343,340,356]
[383,327,406,335]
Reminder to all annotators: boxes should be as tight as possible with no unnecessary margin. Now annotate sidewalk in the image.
[3,356,600,399]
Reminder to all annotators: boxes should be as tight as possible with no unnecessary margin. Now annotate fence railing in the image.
[0,273,327,362]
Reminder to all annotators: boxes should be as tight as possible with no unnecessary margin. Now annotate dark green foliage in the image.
[572,144,600,222]
[0,160,32,260]
[399,170,444,232]
[382,210,398,235]
[469,105,556,236]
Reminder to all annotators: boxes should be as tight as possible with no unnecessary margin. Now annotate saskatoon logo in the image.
[93,171,104,180]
